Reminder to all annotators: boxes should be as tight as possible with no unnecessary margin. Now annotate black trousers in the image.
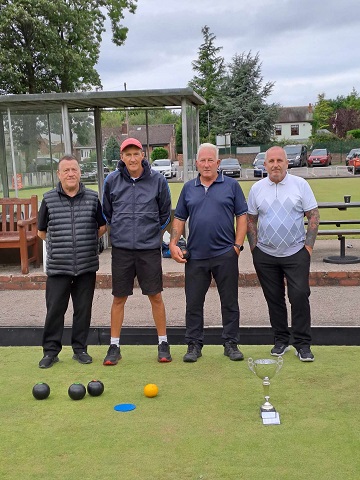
[42,272,96,356]
[252,246,312,349]
[184,249,240,346]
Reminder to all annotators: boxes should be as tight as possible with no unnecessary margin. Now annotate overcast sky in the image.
[96,0,360,107]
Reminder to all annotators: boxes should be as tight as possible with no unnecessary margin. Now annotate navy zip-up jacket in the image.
[103,159,171,250]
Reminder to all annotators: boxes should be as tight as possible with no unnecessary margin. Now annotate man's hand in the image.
[169,244,187,263]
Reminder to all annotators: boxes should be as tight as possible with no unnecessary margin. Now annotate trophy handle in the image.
[248,357,256,374]
[275,356,284,374]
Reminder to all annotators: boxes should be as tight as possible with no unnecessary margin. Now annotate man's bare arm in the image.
[169,218,187,263]
[37,230,46,241]
[304,207,320,254]
[246,213,258,251]
[234,214,247,254]
[98,225,107,238]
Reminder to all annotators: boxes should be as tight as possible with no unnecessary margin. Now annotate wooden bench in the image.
[0,196,40,274]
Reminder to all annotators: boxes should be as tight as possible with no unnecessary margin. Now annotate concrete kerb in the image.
[0,239,359,289]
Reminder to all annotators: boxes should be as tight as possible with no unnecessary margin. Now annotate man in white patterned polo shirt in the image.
[247,146,320,362]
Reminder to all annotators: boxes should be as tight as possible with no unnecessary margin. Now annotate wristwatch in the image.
[234,244,244,251]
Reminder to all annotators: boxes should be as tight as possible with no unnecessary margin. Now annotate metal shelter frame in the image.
[0,88,205,198]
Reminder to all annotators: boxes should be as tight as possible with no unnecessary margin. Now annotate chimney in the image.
[308,103,313,113]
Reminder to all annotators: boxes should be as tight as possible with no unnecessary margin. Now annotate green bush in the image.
[150,147,168,162]
[346,129,360,139]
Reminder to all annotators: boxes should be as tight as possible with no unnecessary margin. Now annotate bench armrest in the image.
[17,216,37,228]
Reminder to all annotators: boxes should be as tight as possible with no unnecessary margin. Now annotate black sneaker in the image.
[103,344,121,366]
[39,355,59,369]
[158,341,172,363]
[271,343,291,356]
[224,341,244,361]
[72,351,92,364]
[183,342,202,363]
[295,346,315,362]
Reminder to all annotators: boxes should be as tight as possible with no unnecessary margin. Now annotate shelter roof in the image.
[0,88,205,114]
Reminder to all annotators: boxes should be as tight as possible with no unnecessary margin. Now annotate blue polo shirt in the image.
[174,173,248,259]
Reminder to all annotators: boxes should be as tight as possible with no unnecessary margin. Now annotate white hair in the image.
[197,143,219,159]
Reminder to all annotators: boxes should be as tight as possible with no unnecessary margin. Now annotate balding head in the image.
[264,146,288,183]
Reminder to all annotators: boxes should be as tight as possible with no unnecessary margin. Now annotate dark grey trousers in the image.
[42,272,96,355]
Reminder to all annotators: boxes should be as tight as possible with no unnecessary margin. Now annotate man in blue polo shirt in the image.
[169,143,248,362]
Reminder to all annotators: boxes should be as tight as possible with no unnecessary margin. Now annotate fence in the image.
[243,166,355,180]
[0,172,56,192]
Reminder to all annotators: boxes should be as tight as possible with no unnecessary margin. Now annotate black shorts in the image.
[111,247,163,297]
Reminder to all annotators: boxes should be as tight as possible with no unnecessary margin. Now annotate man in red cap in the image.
[102,138,172,364]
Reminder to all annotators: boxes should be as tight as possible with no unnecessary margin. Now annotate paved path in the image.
[1,284,358,328]
[0,239,359,328]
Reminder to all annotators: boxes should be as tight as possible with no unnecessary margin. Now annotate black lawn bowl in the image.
[87,380,104,397]
[32,382,50,400]
[68,383,86,400]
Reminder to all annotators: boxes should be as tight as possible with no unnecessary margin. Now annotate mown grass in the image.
[10,176,360,207]
[8,178,360,238]
[1,345,359,479]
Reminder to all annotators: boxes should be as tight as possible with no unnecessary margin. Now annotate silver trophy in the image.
[248,357,283,424]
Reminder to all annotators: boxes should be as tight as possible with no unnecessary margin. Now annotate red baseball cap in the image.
[120,138,143,152]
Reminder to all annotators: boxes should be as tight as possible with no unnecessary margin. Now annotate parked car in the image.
[345,148,360,166]
[252,152,266,167]
[307,148,332,167]
[36,157,59,172]
[150,159,176,179]
[283,144,308,168]
[219,158,242,178]
[348,153,360,174]
[253,158,267,178]
[80,162,109,182]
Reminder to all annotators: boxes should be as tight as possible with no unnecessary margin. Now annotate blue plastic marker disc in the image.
[114,403,136,412]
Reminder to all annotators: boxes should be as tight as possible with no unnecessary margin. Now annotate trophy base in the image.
[260,410,281,425]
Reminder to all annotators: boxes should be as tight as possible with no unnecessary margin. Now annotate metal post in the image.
[94,106,108,249]
[7,108,18,197]
[181,97,188,182]
[47,113,55,187]
[0,114,9,197]
[207,109,210,141]
[61,103,72,153]
[145,110,150,160]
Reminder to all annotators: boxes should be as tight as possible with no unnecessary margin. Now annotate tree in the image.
[101,111,127,128]
[330,108,360,138]
[312,93,335,133]
[0,0,137,94]
[101,109,179,128]
[189,26,225,143]
[105,136,120,164]
[150,147,168,162]
[213,52,278,145]
[71,112,94,146]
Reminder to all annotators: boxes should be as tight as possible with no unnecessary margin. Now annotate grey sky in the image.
[96,0,360,107]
